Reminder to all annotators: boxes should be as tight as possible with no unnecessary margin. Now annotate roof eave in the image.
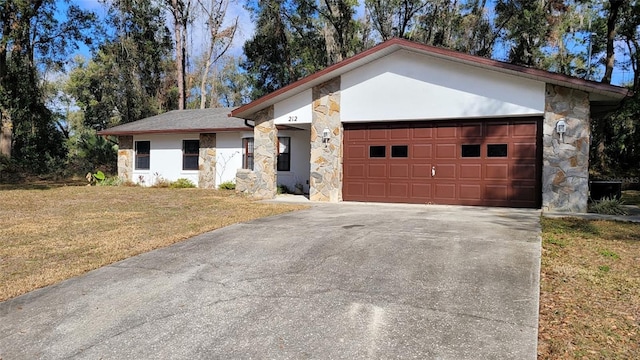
[97,127,253,136]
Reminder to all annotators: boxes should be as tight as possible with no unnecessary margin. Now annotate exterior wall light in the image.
[322,128,331,144]
[556,120,567,142]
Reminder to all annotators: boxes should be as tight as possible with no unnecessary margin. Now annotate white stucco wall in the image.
[274,89,313,125]
[341,50,545,121]
[131,132,244,187]
[276,129,311,192]
[215,132,244,186]
[132,133,200,186]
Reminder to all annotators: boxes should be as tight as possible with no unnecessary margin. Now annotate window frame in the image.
[135,140,150,170]
[243,137,254,170]
[277,136,291,172]
[391,145,408,158]
[182,139,200,171]
[369,145,386,158]
[487,143,508,157]
[461,144,481,158]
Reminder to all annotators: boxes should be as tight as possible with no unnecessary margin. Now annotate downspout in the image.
[244,119,255,128]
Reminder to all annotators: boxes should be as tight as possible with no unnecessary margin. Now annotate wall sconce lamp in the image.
[322,128,331,146]
[556,120,567,142]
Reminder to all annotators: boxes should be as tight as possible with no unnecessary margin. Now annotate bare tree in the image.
[168,0,192,110]
[195,0,237,108]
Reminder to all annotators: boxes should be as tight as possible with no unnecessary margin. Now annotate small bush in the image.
[218,181,235,190]
[588,196,628,215]
[151,173,170,188]
[169,178,196,188]
[277,184,290,194]
[98,176,122,186]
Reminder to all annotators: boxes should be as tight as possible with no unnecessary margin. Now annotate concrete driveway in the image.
[0,203,541,359]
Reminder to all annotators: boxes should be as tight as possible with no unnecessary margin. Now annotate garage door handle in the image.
[431,166,436,177]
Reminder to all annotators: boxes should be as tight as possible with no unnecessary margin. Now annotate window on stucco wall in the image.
[135,141,150,170]
[277,137,291,171]
[182,140,199,170]
[243,138,254,170]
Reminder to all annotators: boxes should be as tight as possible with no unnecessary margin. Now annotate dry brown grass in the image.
[0,186,305,302]
[538,217,640,359]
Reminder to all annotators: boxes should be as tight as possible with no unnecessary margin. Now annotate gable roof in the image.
[231,38,631,120]
[98,107,251,136]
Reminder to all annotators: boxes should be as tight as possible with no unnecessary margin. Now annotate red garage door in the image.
[343,118,541,208]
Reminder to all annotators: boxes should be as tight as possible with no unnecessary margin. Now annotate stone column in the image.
[252,106,277,199]
[117,136,133,182]
[198,133,216,189]
[310,77,342,202]
[542,84,591,212]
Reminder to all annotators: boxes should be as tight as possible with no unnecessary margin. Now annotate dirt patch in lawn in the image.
[0,186,306,302]
[538,217,640,359]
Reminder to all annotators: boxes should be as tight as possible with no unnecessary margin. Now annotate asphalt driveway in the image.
[0,203,541,359]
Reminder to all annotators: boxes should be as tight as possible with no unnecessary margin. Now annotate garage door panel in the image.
[390,128,410,140]
[413,144,432,158]
[345,164,366,178]
[511,185,537,201]
[485,184,508,200]
[460,164,482,180]
[389,183,409,198]
[411,183,431,198]
[344,183,365,197]
[485,164,508,180]
[511,164,536,180]
[434,184,455,200]
[368,164,387,178]
[347,144,367,159]
[459,184,481,200]
[389,164,410,178]
[413,127,433,139]
[513,122,537,137]
[412,164,431,178]
[343,119,540,208]
[461,123,483,138]
[346,128,366,141]
[435,144,456,159]
[368,128,387,140]
[436,126,457,139]
[512,143,537,159]
[435,164,456,179]
[367,183,386,197]
[486,122,509,137]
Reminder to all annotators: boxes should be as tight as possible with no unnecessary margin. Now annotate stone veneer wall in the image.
[198,133,216,189]
[235,168,256,193]
[236,106,277,199]
[310,77,342,202]
[117,136,133,182]
[542,84,591,212]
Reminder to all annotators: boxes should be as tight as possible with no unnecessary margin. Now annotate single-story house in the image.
[101,38,631,212]
[98,107,311,192]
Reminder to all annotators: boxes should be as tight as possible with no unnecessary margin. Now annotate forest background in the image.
[0,0,638,181]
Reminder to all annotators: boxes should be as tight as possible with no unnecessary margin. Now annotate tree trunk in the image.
[200,58,211,109]
[0,109,12,158]
[602,0,623,84]
[171,0,187,109]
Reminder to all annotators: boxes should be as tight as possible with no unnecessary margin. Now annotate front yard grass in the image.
[538,217,640,359]
[0,186,305,302]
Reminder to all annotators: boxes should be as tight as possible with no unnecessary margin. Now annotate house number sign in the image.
[288,116,298,122]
